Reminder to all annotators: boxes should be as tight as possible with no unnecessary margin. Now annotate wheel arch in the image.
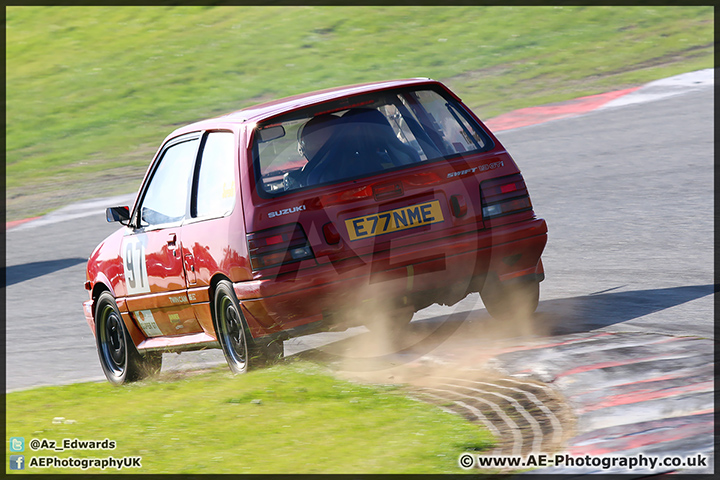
[207,274,268,341]
[207,274,234,330]
[92,282,112,301]
[90,281,113,323]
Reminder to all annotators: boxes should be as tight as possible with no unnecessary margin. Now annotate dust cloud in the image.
[309,285,554,387]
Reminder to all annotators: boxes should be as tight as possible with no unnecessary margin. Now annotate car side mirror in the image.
[106,206,130,224]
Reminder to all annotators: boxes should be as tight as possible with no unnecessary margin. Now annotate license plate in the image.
[345,200,444,241]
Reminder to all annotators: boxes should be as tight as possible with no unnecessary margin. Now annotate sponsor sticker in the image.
[135,310,163,337]
[345,200,444,241]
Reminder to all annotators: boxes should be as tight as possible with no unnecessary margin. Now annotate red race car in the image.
[84,78,547,384]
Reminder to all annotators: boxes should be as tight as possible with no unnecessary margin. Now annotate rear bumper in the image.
[235,218,547,338]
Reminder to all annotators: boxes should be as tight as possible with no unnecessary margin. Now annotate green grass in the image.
[5,6,714,220]
[6,361,494,474]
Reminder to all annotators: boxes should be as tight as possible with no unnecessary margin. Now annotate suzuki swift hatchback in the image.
[84,78,548,384]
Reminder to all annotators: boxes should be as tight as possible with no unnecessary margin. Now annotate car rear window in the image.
[252,87,493,196]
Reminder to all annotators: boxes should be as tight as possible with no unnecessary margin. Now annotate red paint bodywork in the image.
[84,78,548,353]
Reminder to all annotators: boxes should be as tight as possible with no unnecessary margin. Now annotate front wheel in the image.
[95,292,162,385]
[480,276,540,321]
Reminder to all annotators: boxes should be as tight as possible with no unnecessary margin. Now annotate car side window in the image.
[139,138,198,228]
[194,131,236,219]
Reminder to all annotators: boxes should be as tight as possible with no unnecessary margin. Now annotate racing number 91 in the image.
[123,239,150,294]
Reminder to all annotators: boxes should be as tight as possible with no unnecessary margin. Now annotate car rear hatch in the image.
[246,149,529,276]
[243,81,537,277]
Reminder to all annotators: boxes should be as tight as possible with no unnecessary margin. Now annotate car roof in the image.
[167,78,446,137]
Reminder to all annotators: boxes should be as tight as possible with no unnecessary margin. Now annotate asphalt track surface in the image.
[5,79,714,473]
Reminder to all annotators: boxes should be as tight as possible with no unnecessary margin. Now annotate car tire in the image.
[95,291,162,385]
[480,276,540,321]
[213,281,253,374]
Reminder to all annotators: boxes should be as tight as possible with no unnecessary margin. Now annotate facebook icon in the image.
[10,455,25,470]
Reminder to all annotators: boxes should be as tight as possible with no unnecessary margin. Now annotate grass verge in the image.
[5,6,714,221]
[5,361,494,474]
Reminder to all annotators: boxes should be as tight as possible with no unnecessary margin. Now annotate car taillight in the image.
[480,174,533,219]
[247,224,314,270]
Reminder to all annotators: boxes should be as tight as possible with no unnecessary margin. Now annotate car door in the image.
[180,130,238,289]
[121,133,204,337]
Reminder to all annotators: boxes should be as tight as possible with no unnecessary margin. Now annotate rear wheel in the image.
[480,276,540,321]
[214,281,251,374]
[213,281,285,373]
[95,292,162,385]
